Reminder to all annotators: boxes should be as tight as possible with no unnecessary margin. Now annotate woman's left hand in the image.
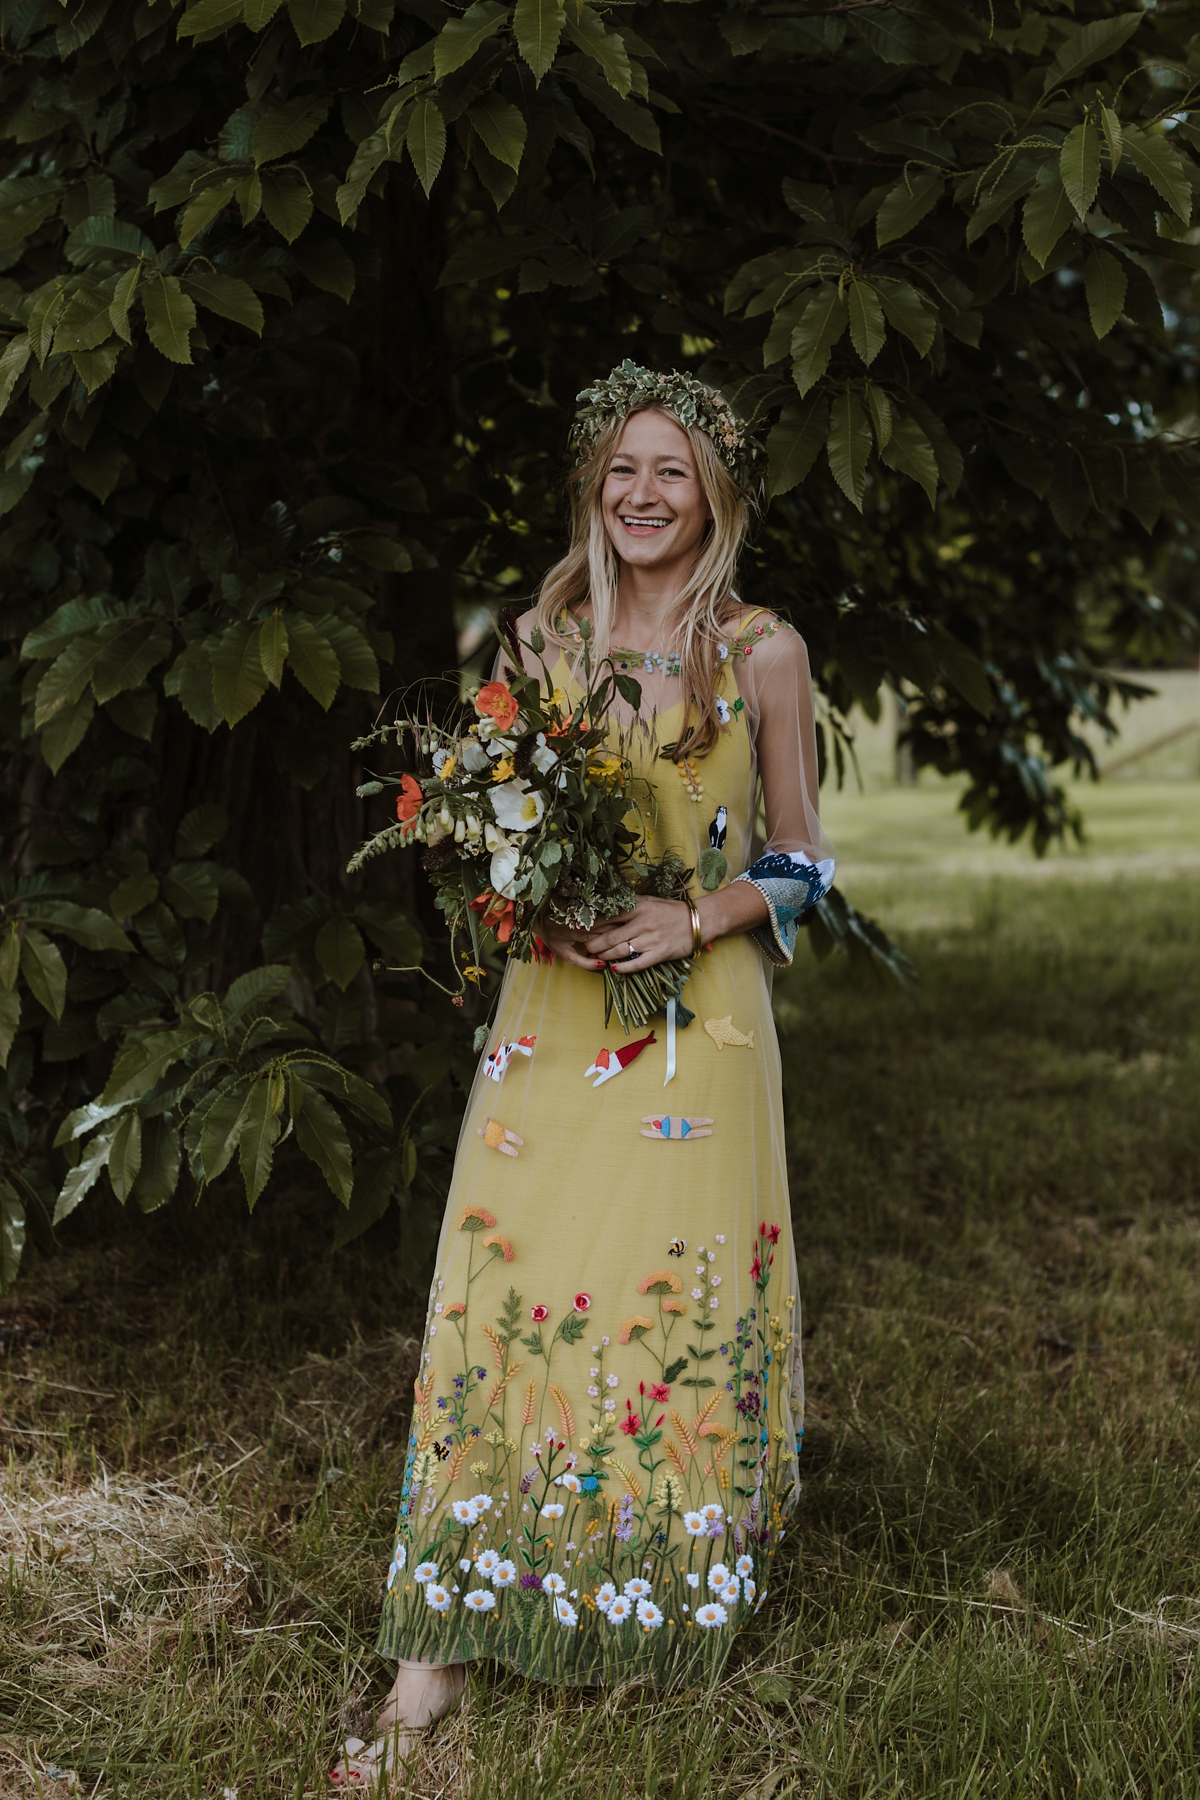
[582,896,693,973]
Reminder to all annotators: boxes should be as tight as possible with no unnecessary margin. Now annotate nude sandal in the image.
[329,1663,466,1789]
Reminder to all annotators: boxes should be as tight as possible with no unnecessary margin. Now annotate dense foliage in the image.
[0,0,1196,1286]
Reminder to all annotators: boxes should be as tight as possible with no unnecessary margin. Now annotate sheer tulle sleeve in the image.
[731,622,836,967]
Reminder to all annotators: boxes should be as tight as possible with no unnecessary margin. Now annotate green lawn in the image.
[3,782,1200,1798]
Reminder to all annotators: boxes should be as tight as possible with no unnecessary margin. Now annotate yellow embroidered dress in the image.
[376,611,833,1686]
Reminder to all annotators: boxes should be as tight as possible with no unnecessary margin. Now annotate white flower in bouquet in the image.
[491,779,546,833]
[530,736,561,775]
[460,736,491,774]
[483,822,509,853]
[490,843,522,899]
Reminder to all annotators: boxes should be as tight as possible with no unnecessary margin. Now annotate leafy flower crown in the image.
[571,359,761,492]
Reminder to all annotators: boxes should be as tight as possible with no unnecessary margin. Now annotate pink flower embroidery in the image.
[531,1304,549,1323]
[573,1292,591,1313]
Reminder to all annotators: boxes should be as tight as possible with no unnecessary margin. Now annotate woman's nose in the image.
[627,470,659,506]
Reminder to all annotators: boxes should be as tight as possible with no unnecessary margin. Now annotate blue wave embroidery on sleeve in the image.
[733,851,836,967]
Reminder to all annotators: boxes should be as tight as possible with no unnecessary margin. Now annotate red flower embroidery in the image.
[573,1292,591,1313]
[530,1304,549,1323]
[649,1382,670,1403]
[750,1255,762,1282]
[619,1411,640,1437]
[395,773,423,825]
[766,1223,781,1244]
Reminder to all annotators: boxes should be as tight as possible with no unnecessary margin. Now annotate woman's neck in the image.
[608,563,690,649]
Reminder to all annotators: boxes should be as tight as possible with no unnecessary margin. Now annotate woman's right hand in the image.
[535,911,633,972]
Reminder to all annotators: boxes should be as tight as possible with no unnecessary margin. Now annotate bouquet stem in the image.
[602,957,694,1034]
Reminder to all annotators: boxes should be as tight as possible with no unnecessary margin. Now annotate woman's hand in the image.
[583,897,694,974]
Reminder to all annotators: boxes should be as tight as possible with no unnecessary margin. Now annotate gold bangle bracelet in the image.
[687,900,703,958]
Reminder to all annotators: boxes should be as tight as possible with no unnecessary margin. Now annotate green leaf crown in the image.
[572,360,761,492]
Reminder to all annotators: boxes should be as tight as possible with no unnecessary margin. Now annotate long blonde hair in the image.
[533,405,753,759]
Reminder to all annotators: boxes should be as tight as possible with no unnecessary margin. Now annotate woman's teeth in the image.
[621,517,669,528]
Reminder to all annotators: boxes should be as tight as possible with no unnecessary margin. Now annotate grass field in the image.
[3,778,1199,1799]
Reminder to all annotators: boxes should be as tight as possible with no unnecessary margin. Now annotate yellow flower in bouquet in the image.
[586,750,624,789]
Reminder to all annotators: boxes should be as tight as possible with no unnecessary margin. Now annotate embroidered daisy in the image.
[472,1493,494,1513]
[386,1545,406,1589]
[477,1549,501,1577]
[491,1559,518,1587]
[695,1602,728,1627]
[557,1474,582,1494]
[717,1578,740,1604]
[464,1589,496,1612]
[636,1599,664,1628]
[595,1581,618,1612]
[459,1558,472,1572]
[683,1512,705,1536]
[707,1563,731,1590]
[623,1577,653,1601]
[541,1502,565,1519]
[701,1504,725,1525]
[424,1583,452,1612]
[716,697,731,724]
[554,1598,578,1627]
[736,1554,754,1578]
[413,1561,439,1583]
[542,1572,567,1594]
[606,1595,633,1623]
[686,1571,701,1588]
[743,1579,757,1604]
[452,1501,475,1524]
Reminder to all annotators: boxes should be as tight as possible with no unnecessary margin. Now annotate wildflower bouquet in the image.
[349,623,692,1033]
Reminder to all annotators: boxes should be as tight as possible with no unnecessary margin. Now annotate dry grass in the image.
[2,863,1200,1797]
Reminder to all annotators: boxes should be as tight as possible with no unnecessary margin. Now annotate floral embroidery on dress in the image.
[376,1222,800,1685]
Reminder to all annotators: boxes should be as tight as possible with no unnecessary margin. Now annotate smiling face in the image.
[600,408,712,578]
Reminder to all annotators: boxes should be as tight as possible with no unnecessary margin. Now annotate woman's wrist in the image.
[693,883,769,946]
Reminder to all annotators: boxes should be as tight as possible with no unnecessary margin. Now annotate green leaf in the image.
[847,279,885,366]
[20,928,67,1020]
[765,394,830,496]
[285,615,341,708]
[224,964,290,1022]
[0,334,32,418]
[867,384,892,451]
[64,215,155,266]
[23,902,133,952]
[291,238,356,302]
[0,988,19,1070]
[435,0,509,77]
[875,170,942,247]
[350,532,413,571]
[1022,162,1075,267]
[1059,121,1100,222]
[127,1115,181,1213]
[1047,449,1093,536]
[514,0,565,82]
[211,621,268,726]
[35,633,104,728]
[182,270,265,334]
[319,615,379,690]
[108,1110,143,1203]
[161,862,221,923]
[564,5,631,96]
[337,131,389,223]
[790,284,848,396]
[315,917,366,988]
[111,874,159,921]
[109,267,140,344]
[467,93,528,172]
[102,1029,195,1106]
[295,1057,390,1127]
[287,0,345,43]
[994,438,1052,499]
[178,176,240,247]
[245,0,284,25]
[872,277,936,356]
[53,1124,117,1226]
[176,803,229,859]
[562,63,659,153]
[1084,246,1127,340]
[41,693,95,773]
[1122,125,1191,224]
[1042,13,1142,94]
[237,1076,281,1208]
[164,641,223,731]
[0,1182,24,1290]
[142,275,196,365]
[177,0,245,34]
[261,169,314,243]
[251,95,331,162]
[295,1084,354,1203]
[879,411,939,506]
[259,614,289,687]
[354,899,422,965]
[825,387,871,511]
[407,100,448,199]
[198,1084,248,1183]
[1100,103,1123,175]
[93,618,173,704]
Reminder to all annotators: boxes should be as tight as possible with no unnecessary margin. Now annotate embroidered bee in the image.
[431,1441,451,1461]
[668,1237,687,1257]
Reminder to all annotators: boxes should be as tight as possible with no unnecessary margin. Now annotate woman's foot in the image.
[329,1663,466,1788]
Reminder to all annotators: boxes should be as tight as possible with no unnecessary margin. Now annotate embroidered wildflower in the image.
[596,1581,618,1612]
[424,1583,452,1612]
[413,1561,439,1583]
[554,1598,579,1627]
[573,1292,591,1313]
[701,1504,725,1524]
[606,1595,634,1623]
[605,1373,619,1388]
[684,1511,705,1535]
[541,1502,565,1519]
[530,1304,549,1323]
[464,1588,496,1613]
[557,1474,582,1494]
[452,1501,475,1524]
[491,1559,517,1587]
[624,1577,653,1601]
[708,1564,731,1590]
[637,1600,665,1629]
[695,1602,728,1627]
[618,1315,655,1344]
[686,1571,701,1588]
[736,1554,754,1577]
[543,1572,567,1594]
[637,1270,683,1296]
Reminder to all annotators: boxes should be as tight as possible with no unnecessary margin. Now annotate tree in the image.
[0,0,1197,1288]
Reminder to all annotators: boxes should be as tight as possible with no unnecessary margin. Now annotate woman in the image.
[331,361,834,1784]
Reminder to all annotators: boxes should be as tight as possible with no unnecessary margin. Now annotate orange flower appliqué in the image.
[475,682,520,731]
[459,1205,498,1231]
[618,1315,655,1344]
[636,1270,683,1296]
[482,1231,515,1262]
[444,1301,466,1318]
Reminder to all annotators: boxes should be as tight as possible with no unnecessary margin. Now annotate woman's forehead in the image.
[611,409,695,464]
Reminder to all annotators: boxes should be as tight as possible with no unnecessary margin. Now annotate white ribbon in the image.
[664,997,677,1086]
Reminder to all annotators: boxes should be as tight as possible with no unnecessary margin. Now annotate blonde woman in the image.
[331,362,834,1785]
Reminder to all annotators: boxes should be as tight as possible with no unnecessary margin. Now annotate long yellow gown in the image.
[376,611,831,1686]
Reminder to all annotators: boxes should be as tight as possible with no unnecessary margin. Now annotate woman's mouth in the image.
[620,516,672,534]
